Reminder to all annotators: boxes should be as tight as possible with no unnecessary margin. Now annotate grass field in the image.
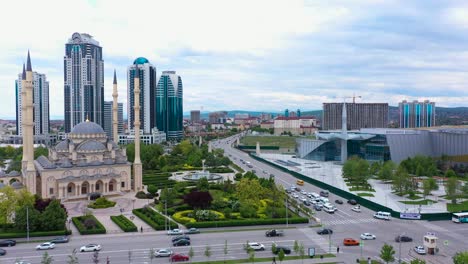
[400,199,437,205]
[447,200,468,212]
[240,136,298,149]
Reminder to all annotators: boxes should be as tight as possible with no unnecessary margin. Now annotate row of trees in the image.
[379,243,468,264]
[0,146,48,172]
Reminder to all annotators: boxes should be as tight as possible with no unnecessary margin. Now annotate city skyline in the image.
[2,1,468,119]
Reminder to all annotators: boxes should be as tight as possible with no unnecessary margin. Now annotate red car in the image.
[171,253,189,262]
[343,238,360,246]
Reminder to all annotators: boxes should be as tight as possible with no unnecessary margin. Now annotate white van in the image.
[373,211,391,220]
[323,203,337,214]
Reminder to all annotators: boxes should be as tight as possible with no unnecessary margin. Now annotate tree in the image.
[298,243,305,264]
[15,205,41,231]
[271,243,277,254]
[453,251,468,264]
[248,248,255,264]
[445,169,457,178]
[379,243,395,264]
[196,177,210,192]
[410,259,426,264]
[147,185,157,195]
[392,166,411,195]
[379,161,395,181]
[41,251,54,264]
[278,249,285,263]
[223,240,228,263]
[446,177,459,204]
[293,240,299,255]
[422,178,438,198]
[41,199,67,231]
[67,249,79,264]
[188,247,195,263]
[148,248,155,264]
[183,191,213,209]
[159,187,176,207]
[0,186,18,224]
[236,178,265,206]
[204,245,212,263]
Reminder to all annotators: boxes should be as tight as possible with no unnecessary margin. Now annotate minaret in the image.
[112,70,119,142]
[21,64,28,170]
[133,67,143,191]
[341,102,348,163]
[23,51,37,194]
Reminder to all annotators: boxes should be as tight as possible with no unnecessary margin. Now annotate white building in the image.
[118,128,166,145]
[274,116,318,135]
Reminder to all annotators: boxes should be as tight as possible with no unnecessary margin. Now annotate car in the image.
[300,197,307,202]
[301,190,307,195]
[272,245,291,254]
[263,170,267,174]
[50,236,69,244]
[171,253,190,262]
[247,242,265,251]
[303,200,311,206]
[347,199,358,205]
[36,242,55,250]
[0,248,6,256]
[314,204,322,211]
[317,228,333,235]
[351,206,361,213]
[395,235,413,243]
[360,233,376,240]
[414,246,426,255]
[343,238,360,246]
[335,199,343,204]
[14,261,31,264]
[0,240,16,247]
[320,190,329,197]
[80,244,102,252]
[155,248,173,257]
[269,174,275,177]
[265,229,284,237]
[286,189,292,194]
[167,229,184,235]
[172,235,191,242]
[291,193,299,199]
[184,228,200,234]
[173,239,190,247]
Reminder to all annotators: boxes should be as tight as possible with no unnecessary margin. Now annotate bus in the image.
[296,180,304,186]
[452,212,468,223]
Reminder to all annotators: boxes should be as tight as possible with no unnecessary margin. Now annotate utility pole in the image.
[26,206,30,242]
[285,198,289,228]
[328,231,332,253]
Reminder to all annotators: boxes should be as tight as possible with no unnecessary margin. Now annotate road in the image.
[212,134,468,263]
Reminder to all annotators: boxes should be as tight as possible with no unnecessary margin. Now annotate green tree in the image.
[453,251,468,264]
[148,248,155,264]
[236,178,265,206]
[15,205,41,231]
[41,251,54,264]
[379,243,395,264]
[298,243,305,264]
[204,245,212,263]
[34,146,49,159]
[293,240,299,255]
[188,247,195,263]
[0,186,18,224]
[41,199,67,231]
[271,243,277,254]
[446,177,459,204]
[392,166,411,195]
[67,249,79,264]
[147,185,157,195]
[196,177,210,192]
[379,161,395,181]
[445,169,457,178]
[160,187,176,207]
[410,259,426,264]
[223,240,228,263]
[422,178,438,198]
[278,249,285,263]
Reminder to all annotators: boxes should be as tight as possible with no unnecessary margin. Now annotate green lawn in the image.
[400,199,437,205]
[357,193,375,197]
[192,254,335,263]
[349,187,375,192]
[240,136,297,149]
[447,200,468,212]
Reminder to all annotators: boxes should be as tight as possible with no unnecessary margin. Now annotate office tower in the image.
[285,109,289,117]
[16,71,49,136]
[117,103,124,134]
[208,111,228,123]
[322,103,389,130]
[156,71,183,140]
[297,109,301,117]
[191,110,201,123]
[103,101,112,138]
[127,57,157,134]
[399,100,435,128]
[64,32,104,132]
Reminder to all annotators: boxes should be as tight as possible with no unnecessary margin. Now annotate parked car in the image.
[414,246,426,255]
[395,235,413,243]
[172,235,190,242]
[247,242,265,251]
[272,245,291,254]
[314,204,323,211]
[50,236,69,244]
[167,229,184,235]
[184,228,200,234]
[292,193,299,199]
[303,200,311,206]
[0,249,6,256]
[360,233,376,240]
[173,239,190,247]
[171,253,190,262]
[155,248,173,257]
[269,174,275,177]
[347,199,358,205]
[14,261,31,264]
[320,190,329,197]
[80,244,102,252]
[0,240,16,247]
[301,190,307,195]
[286,189,292,194]
[343,238,360,246]
[36,242,55,250]
[317,228,333,235]
[351,206,361,213]
[335,199,343,204]
[300,197,307,202]
[265,229,284,237]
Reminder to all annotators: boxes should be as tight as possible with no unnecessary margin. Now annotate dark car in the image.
[272,245,291,254]
[317,228,333,235]
[0,240,16,247]
[335,199,343,204]
[395,235,413,243]
[172,235,190,242]
[50,236,69,244]
[320,190,329,197]
[0,248,6,256]
[173,239,190,247]
[347,199,358,205]
[303,200,311,206]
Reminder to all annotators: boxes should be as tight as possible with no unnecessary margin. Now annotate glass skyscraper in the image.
[64,32,104,132]
[156,71,183,141]
[399,100,435,128]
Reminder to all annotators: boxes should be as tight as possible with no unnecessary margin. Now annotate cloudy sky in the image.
[1,0,468,119]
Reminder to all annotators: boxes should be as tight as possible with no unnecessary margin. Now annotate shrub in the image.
[110,215,137,232]
[0,230,71,239]
[88,197,116,209]
[147,184,158,195]
[185,217,308,228]
[172,210,197,224]
[135,191,147,199]
[132,207,177,230]
[72,215,106,235]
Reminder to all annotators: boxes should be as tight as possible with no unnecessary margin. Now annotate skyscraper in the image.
[399,100,435,128]
[156,71,183,141]
[16,71,50,136]
[104,101,123,140]
[191,110,201,123]
[127,57,157,134]
[64,32,104,132]
[322,103,389,130]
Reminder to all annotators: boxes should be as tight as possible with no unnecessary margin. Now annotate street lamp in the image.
[398,233,404,264]
[132,199,135,210]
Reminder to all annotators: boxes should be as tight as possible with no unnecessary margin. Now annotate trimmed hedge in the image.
[185,217,308,228]
[72,215,106,235]
[0,230,71,239]
[110,215,138,232]
[88,197,116,209]
[132,207,178,230]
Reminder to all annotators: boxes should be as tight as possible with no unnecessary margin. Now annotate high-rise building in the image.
[399,100,435,128]
[191,110,201,123]
[64,32,104,132]
[322,103,389,130]
[156,71,183,140]
[208,111,228,123]
[127,57,157,134]
[16,71,49,136]
[117,102,124,134]
[104,101,124,139]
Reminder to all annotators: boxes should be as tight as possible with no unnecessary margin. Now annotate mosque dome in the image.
[11,181,24,189]
[55,140,69,151]
[77,140,107,152]
[133,57,149,65]
[70,121,105,135]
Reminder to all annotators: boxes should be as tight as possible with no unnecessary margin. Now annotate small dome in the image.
[77,140,107,152]
[70,121,105,135]
[55,140,69,151]
[133,57,149,65]
[11,181,24,189]
[8,171,20,177]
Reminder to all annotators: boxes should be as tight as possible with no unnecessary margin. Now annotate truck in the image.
[265,229,284,237]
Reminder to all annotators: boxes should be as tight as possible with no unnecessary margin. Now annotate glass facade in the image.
[156,71,183,141]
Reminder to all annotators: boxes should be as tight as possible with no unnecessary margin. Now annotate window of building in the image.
[68,186,72,193]
[49,188,54,195]
[121,182,125,188]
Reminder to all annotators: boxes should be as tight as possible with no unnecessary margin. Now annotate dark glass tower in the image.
[156,71,183,141]
[64,32,104,132]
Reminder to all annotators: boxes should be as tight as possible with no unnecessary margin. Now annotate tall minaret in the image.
[133,67,143,191]
[340,102,348,163]
[21,64,28,170]
[23,51,37,194]
[112,70,119,142]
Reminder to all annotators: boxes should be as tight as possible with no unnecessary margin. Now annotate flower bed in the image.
[88,197,116,209]
[72,215,106,235]
[110,215,137,232]
[185,217,308,228]
[172,210,225,224]
[132,207,178,230]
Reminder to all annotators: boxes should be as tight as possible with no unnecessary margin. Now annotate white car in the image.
[351,206,361,213]
[167,229,183,235]
[300,190,307,195]
[300,197,307,202]
[155,248,173,257]
[80,244,102,252]
[360,233,376,240]
[414,246,426,255]
[247,242,265,251]
[36,242,55,250]
[291,193,299,199]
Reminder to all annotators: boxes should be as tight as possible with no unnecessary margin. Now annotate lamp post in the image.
[398,233,403,264]
[26,206,30,242]
[132,199,135,210]
[285,198,289,228]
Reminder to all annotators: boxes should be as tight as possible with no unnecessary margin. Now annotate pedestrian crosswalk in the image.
[322,218,382,226]
[299,227,337,254]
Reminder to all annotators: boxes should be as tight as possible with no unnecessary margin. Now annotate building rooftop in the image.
[133,57,149,65]
[70,121,105,135]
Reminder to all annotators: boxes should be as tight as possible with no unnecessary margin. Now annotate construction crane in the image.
[343,94,362,103]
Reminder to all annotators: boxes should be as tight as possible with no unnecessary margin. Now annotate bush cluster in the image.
[110,215,137,232]
[0,230,71,239]
[132,207,177,230]
[88,197,116,209]
[185,217,308,228]
[72,215,106,235]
